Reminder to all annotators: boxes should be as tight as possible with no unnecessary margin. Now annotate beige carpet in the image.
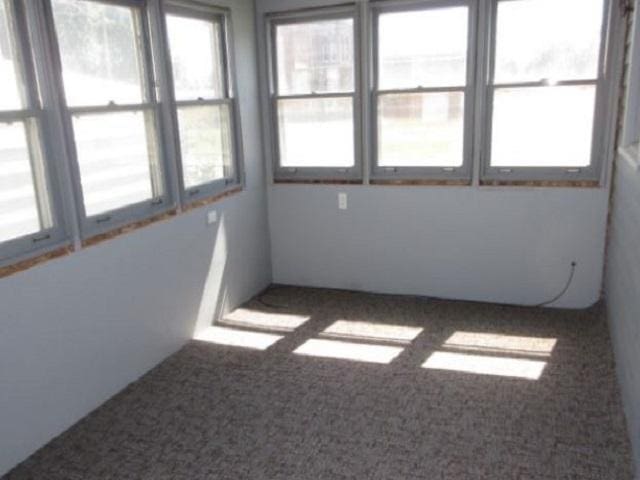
[4,286,634,479]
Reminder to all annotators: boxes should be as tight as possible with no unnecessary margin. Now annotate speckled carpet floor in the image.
[4,286,634,479]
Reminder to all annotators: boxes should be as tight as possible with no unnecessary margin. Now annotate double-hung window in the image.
[269,8,360,180]
[163,2,241,202]
[49,0,168,236]
[619,0,640,167]
[0,0,66,264]
[372,1,476,181]
[483,0,609,181]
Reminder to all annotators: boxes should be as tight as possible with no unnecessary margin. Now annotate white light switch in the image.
[338,192,347,210]
[207,210,218,224]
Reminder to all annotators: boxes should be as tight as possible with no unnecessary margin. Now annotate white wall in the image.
[0,0,271,475]
[256,0,617,310]
[269,184,609,308]
[607,153,640,476]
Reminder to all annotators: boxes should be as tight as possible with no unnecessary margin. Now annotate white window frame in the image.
[479,0,614,182]
[266,6,363,182]
[370,0,478,182]
[158,0,244,204]
[0,0,68,267]
[1,0,247,267]
[42,0,174,239]
[619,0,640,171]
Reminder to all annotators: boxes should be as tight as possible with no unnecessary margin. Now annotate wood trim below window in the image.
[480,180,601,188]
[0,246,74,279]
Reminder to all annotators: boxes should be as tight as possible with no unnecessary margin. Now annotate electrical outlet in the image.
[207,210,218,224]
[338,192,348,210]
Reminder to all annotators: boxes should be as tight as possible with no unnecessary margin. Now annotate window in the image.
[164,3,241,202]
[261,0,620,184]
[0,0,246,270]
[0,0,66,265]
[372,2,475,180]
[620,0,640,168]
[483,0,608,180]
[269,9,360,180]
[50,0,168,234]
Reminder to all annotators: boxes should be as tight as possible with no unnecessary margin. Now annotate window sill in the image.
[274,179,362,185]
[480,179,600,188]
[182,186,243,213]
[1,187,244,279]
[84,186,243,248]
[371,179,471,187]
[82,209,179,248]
[0,245,74,280]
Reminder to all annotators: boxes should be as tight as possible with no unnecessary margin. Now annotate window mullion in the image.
[218,17,232,100]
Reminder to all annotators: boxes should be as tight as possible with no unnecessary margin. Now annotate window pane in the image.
[166,14,224,101]
[494,0,604,83]
[278,97,353,168]
[177,104,233,188]
[0,0,24,110]
[276,19,354,95]
[73,111,159,217]
[378,8,469,90]
[0,122,43,242]
[491,86,596,167]
[378,92,464,167]
[52,0,145,106]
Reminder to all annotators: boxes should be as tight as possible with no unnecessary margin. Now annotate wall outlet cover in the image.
[338,193,348,210]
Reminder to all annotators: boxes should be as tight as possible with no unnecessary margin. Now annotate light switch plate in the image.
[207,210,218,224]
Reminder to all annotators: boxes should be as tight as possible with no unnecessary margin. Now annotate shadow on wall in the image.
[192,213,231,336]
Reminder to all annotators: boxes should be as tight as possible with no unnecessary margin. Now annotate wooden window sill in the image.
[0,246,74,279]
[181,186,243,213]
[1,188,243,279]
[480,180,600,188]
[370,179,471,187]
[274,179,362,185]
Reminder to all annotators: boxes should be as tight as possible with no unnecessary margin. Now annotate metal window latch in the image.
[499,168,513,173]
[287,168,298,173]
[336,168,348,173]
[384,167,397,173]
[565,168,581,173]
[189,188,201,196]
[107,100,117,107]
[32,233,51,243]
[442,167,455,172]
[96,215,112,224]
[151,198,164,206]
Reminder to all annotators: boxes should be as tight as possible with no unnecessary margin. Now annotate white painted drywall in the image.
[0,0,271,475]
[268,184,609,309]
[257,0,616,310]
[606,153,640,476]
